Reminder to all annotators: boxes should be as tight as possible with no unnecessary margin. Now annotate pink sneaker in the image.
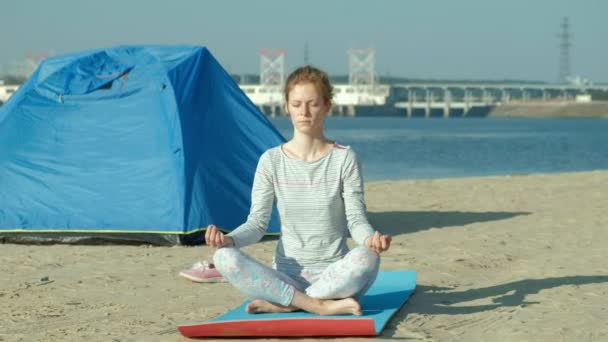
[179,261,226,283]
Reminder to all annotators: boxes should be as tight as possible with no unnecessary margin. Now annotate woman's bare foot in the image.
[317,298,362,316]
[246,299,298,314]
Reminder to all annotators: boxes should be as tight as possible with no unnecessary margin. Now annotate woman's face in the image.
[285,82,330,136]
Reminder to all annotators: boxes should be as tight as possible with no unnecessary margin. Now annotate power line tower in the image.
[259,49,285,87]
[557,17,572,83]
[348,48,376,85]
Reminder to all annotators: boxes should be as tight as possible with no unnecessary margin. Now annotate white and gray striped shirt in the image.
[227,143,375,273]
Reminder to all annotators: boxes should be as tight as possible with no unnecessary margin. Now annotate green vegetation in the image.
[588,89,608,101]
[0,75,26,85]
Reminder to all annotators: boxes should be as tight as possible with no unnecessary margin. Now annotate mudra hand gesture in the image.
[365,231,391,254]
[205,224,234,248]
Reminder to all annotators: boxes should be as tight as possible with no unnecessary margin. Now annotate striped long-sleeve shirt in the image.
[227,143,375,273]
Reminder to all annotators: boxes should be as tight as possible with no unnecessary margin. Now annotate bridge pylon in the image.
[348,48,376,85]
[259,49,285,116]
[259,49,285,87]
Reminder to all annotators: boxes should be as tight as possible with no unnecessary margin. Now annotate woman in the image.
[206,66,391,316]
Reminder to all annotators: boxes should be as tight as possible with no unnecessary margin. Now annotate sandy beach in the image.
[489,101,608,118]
[1,171,607,341]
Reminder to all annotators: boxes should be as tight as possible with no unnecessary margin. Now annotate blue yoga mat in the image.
[178,270,417,337]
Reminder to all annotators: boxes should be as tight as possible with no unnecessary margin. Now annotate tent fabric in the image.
[0,45,284,245]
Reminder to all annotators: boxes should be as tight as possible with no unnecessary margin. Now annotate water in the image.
[270,117,608,181]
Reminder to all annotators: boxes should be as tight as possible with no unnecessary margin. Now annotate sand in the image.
[489,100,608,118]
[1,171,607,341]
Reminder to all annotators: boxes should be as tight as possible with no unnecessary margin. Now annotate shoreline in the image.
[2,170,607,341]
[366,168,608,183]
[488,100,608,118]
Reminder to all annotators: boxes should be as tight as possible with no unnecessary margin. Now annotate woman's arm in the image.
[342,149,391,253]
[341,149,375,245]
[224,152,276,248]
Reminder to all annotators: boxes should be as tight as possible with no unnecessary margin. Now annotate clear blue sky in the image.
[2,0,607,82]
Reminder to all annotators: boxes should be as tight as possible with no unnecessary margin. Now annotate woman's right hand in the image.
[205,224,234,248]
[364,231,392,254]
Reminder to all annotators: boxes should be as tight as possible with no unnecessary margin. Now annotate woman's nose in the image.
[299,105,311,116]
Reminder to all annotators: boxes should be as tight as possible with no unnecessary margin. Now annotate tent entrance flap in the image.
[94,70,131,90]
[41,51,136,96]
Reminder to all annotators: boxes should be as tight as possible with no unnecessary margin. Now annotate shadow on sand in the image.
[367,210,530,237]
[384,275,608,333]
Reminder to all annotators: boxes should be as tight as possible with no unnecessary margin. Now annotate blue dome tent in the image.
[0,45,284,245]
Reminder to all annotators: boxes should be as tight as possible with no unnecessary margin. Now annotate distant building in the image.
[0,81,19,104]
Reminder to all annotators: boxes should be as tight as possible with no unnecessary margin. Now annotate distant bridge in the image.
[392,82,608,117]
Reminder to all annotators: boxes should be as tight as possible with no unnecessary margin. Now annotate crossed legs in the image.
[213,246,380,315]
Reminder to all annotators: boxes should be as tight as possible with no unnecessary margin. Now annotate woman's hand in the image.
[364,231,392,254]
[205,224,234,248]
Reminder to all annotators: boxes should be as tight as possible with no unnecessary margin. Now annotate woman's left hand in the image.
[365,231,392,254]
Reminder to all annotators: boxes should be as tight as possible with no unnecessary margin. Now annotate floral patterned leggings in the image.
[213,246,380,307]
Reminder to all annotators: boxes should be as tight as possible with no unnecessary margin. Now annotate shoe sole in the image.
[178,272,226,283]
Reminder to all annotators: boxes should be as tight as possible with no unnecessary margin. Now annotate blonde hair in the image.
[284,66,334,104]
